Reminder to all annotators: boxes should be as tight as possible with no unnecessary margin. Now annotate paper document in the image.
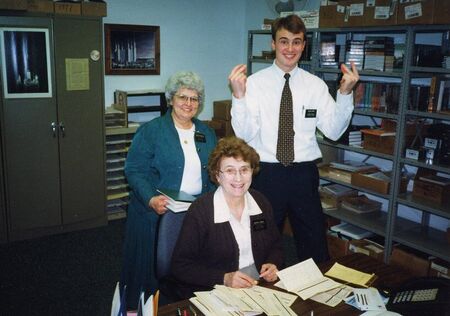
[276,258,341,300]
[325,262,376,287]
[310,284,354,307]
[157,189,195,213]
[353,288,386,311]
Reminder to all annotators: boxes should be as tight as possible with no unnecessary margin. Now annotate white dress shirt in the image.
[231,62,354,163]
[213,186,262,269]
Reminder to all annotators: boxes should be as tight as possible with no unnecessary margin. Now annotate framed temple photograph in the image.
[0,27,52,98]
[104,24,160,75]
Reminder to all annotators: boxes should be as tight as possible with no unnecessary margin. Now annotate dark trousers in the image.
[252,161,329,263]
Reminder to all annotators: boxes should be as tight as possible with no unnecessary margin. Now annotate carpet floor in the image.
[0,218,297,315]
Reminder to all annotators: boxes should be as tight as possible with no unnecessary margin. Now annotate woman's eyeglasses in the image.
[175,94,199,104]
[219,166,253,178]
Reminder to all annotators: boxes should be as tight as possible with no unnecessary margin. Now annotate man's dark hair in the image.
[271,14,306,41]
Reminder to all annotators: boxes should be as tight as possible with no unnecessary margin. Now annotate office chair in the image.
[155,210,186,303]
[155,210,186,280]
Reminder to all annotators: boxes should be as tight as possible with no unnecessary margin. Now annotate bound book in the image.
[341,195,382,214]
[322,184,357,198]
[156,189,196,213]
[418,175,450,186]
[329,160,378,173]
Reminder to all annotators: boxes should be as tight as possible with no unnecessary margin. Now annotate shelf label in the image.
[404,3,422,20]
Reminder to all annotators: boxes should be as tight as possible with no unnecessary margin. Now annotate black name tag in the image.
[194,132,206,143]
[252,219,267,231]
[305,109,317,118]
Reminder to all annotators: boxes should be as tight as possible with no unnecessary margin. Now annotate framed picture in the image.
[0,28,52,98]
[104,24,160,75]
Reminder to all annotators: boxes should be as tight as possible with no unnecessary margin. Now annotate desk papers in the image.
[310,284,354,307]
[325,262,376,287]
[189,285,297,316]
[275,258,341,300]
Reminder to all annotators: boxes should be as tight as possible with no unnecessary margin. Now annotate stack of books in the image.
[320,41,338,68]
[341,194,382,214]
[337,125,370,147]
[363,36,394,72]
[345,40,365,71]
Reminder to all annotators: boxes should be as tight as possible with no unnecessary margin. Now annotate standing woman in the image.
[120,71,217,309]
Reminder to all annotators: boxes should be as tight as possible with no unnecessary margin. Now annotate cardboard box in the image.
[319,4,346,28]
[213,100,232,121]
[349,239,384,261]
[412,168,450,205]
[390,247,430,277]
[342,1,368,27]
[27,0,54,13]
[81,1,106,17]
[434,1,450,24]
[208,119,234,139]
[412,179,450,205]
[397,0,434,25]
[0,0,27,10]
[363,132,395,155]
[364,0,397,27]
[327,234,350,259]
[319,164,353,183]
[351,170,408,194]
[54,2,81,15]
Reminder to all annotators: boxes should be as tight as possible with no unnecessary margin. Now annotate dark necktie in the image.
[276,73,295,166]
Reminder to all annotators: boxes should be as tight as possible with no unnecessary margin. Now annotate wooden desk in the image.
[157,253,412,316]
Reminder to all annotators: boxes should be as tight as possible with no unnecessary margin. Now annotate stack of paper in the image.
[189,285,297,316]
[157,189,195,213]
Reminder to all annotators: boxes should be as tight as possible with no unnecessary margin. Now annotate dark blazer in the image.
[169,188,284,300]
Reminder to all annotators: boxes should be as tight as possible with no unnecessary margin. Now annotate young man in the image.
[228,15,359,263]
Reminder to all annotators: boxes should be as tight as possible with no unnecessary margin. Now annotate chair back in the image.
[155,211,186,279]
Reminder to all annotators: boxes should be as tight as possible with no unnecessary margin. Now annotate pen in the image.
[176,307,182,316]
[189,305,197,316]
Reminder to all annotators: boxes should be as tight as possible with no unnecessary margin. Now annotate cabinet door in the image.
[0,131,7,243]
[0,17,62,240]
[53,17,106,225]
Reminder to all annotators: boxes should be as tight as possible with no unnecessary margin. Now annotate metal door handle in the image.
[51,122,57,137]
[59,122,65,137]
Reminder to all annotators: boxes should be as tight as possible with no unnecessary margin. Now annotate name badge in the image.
[194,131,206,143]
[305,109,317,118]
[252,219,267,231]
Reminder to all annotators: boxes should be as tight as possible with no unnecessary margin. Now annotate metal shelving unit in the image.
[105,126,138,220]
[247,24,450,263]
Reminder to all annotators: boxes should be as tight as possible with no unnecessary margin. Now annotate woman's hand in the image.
[228,64,247,99]
[259,263,278,282]
[149,195,169,215]
[224,271,258,288]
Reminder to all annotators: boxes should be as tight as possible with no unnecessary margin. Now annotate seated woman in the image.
[169,136,283,299]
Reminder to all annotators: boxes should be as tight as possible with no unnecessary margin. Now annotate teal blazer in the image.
[125,108,217,218]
